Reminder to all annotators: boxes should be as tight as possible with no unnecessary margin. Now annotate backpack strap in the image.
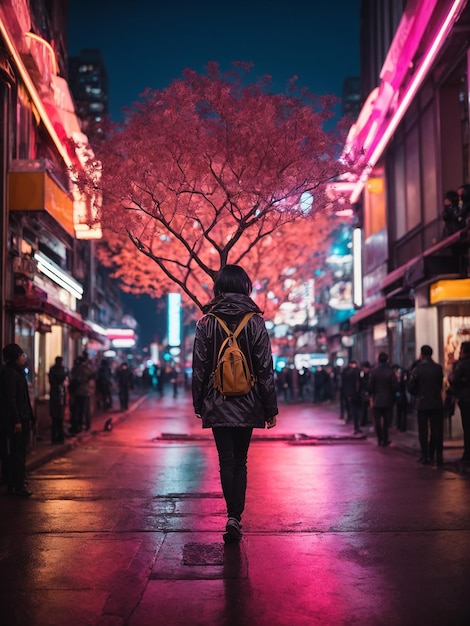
[208,314,231,337]
[233,313,255,338]
[208,312,254,338]
[208,312,256,373]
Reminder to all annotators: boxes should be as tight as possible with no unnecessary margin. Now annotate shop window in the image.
[16,87,35,159]
[405,126,421,231]
[364,166,386,239]
[421,105,438,224]
[394,141,407,239]
[439,74,465,191]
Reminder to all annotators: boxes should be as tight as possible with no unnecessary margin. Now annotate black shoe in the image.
[223,517,242,543]
[354,428,363,434]
[417,457,430,465]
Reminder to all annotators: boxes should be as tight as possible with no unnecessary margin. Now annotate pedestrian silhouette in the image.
[0,343,35,497]
[48,356,68,444]
[408,345,444,465]
[192,265,278,543]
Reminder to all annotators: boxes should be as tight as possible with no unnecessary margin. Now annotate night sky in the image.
[67,0,362,344]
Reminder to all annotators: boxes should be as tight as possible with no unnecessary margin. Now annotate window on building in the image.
[364,166,386,239]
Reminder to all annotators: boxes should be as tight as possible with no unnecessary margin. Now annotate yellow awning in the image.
[8,171,74,236]
[430,279,470,304]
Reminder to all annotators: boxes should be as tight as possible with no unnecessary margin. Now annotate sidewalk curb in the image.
[26,394,148,472]
[155,432,369,443]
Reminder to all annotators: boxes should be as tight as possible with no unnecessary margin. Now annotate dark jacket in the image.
[408,357,443,410]
[117,365,133,390]
[48,363,67,419]
[449,355,470,404]
[0,362,35,432]
[70,360,94,397]
[342,366,361,401]
[192,293,278,428]
[369,363,398,408]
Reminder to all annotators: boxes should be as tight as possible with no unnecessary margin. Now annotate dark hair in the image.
[378,352,388,363]
[461,341,470,356]
[2,343,24,363]
[444,190,459,204]
[213,265,252,297]
[420,345,433,358]
[55,356,63,365]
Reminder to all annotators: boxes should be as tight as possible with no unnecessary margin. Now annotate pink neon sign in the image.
[347,0,467,204]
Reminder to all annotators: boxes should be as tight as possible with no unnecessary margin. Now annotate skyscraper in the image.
[69,49,108,134]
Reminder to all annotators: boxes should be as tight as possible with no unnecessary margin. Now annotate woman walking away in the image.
[192,265,278,543]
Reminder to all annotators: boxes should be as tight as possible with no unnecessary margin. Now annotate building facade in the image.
[0,0,113,435]
[340,0,470,434]
[68,48,108,136]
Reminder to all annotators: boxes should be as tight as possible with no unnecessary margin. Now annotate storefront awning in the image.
[350,297,387,325]
[381,226,469,292]
[8,167,75,237]
[6,296,107,343]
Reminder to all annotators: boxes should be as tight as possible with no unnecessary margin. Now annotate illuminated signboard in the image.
[106,328,136,348]
[168,293,182,347]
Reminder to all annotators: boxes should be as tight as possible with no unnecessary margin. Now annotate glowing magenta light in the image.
[350,0,466,204]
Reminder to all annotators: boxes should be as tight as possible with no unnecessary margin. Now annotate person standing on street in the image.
[96,359,113,410]
[117,362,133,410]
[192,264,278,543]
[341,360,362,434]
[359,361,371,428]
[48,356,68,444]
[393,365,409,432]
[408,345,444,466]
[369,352,398,447]
[70,355,94,432]
[448,341,470,466]
[0,344,35,497]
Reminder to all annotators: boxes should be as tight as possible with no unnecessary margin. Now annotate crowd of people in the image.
[1,324,469,503]
[275,343,470,470]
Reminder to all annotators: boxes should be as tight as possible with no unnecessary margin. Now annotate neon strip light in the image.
[350,0,466,203]
[168,293,182,346]
[34,252,83,300]
[24,32,58,74]
[87,321,107,336]
[112,339,136,348]
[353,228,363,307]
[106,328,136,339]
[0,21,72,168]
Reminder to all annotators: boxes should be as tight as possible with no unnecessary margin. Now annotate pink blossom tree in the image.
[82,62,349,311]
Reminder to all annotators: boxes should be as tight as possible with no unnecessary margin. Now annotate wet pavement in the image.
[1,391,470,625]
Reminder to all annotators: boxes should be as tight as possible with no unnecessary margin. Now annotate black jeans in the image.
[73,395,91,431]
[1,422,30,490]
[212,427,253,522]
[417,409,443,461]
[345,396,361,431]
[373,406,392,445]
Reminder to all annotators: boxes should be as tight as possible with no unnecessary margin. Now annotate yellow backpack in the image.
[210,313,256,397]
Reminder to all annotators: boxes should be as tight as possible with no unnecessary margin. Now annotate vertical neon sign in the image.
[353,228,363,308]
[168,293,182,346]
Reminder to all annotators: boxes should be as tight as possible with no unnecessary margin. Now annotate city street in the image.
[1,391,470,626]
